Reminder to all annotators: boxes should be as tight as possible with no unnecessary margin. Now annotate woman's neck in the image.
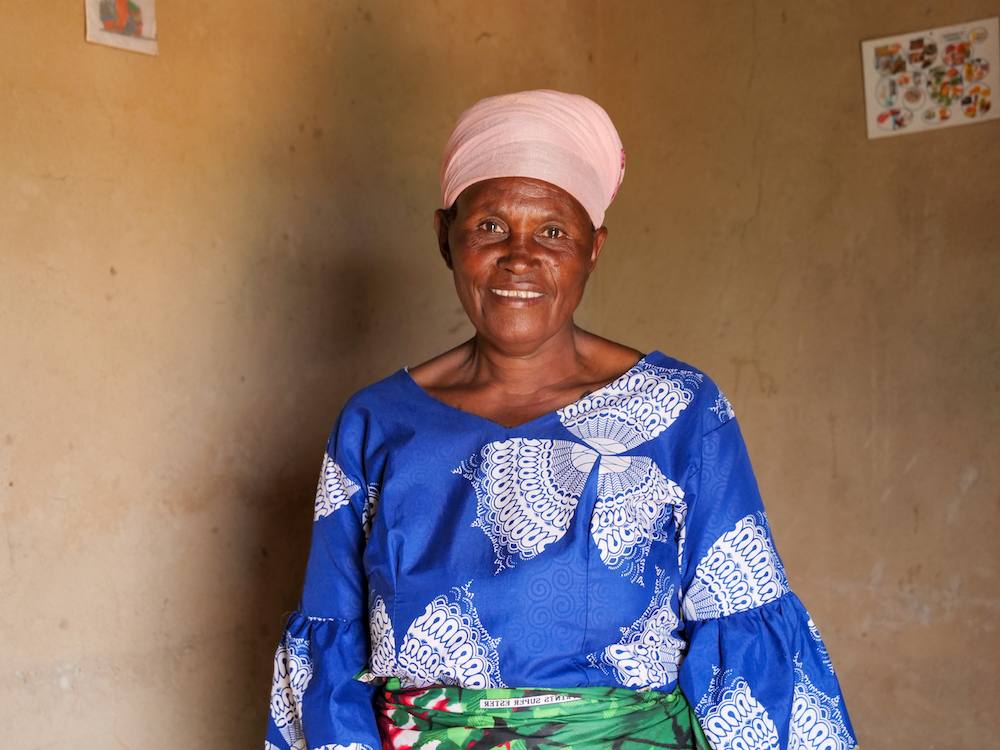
[408,329,642,428]
[459,327,592,394]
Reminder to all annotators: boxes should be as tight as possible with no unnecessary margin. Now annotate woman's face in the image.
[435,177,608,354]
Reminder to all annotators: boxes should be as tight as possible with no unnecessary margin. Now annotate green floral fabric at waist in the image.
[376,679,711,750]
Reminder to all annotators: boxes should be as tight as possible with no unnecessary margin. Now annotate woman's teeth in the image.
[491,289,543,299]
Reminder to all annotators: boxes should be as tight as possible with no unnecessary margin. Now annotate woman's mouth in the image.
[490,288,543,299]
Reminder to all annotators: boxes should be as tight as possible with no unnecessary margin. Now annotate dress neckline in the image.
[399,352,653,430]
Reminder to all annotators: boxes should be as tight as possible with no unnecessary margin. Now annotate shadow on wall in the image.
[226,13,442,747]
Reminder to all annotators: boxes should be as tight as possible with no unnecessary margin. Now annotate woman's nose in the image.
[498,233,537,273]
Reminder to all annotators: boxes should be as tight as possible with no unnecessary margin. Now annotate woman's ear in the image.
[589,226,608,273]
[434,209,453,269]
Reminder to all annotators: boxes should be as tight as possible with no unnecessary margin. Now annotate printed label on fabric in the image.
[479,694,581,709]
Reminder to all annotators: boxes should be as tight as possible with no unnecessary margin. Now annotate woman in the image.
[265,90,857,750]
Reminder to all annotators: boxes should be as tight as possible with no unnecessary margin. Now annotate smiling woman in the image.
[264,90,858,750]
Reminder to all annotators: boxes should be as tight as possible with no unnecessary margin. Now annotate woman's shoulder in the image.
[642,350,729,387]
[640,350,706,378]
[338,367,420,419]
[632,351,735,427]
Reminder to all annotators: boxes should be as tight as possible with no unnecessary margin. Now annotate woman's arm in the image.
[265,408,382,750]
[678,391,857,750]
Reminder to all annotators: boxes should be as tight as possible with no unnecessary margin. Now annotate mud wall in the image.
[2,1,997,747]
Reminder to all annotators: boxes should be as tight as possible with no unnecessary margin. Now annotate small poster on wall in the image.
[861,17,998,139]
[85,0,158,56]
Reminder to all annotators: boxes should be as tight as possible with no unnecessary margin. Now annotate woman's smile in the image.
[490,288,544,299]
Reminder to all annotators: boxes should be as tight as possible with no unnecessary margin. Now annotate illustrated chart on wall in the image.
[85,0,158,55]
[861,17,998,138]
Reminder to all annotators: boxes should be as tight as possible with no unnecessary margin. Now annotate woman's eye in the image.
[480,221,503,233]
[543,227,566,239]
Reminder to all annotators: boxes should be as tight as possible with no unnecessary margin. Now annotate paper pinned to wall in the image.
[861,17,998,139]
[85,0,158,56]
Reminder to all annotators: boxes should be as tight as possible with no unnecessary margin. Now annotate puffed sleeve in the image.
[265,406,382,750]
[677,389,858,750]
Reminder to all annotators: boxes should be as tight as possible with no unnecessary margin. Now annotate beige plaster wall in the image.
[1,1,997,748]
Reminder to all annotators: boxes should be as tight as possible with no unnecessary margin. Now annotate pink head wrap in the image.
[440,90,626,228]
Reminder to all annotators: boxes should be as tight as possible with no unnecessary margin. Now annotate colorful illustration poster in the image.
[861,17,998,139]
[85,0,158,56]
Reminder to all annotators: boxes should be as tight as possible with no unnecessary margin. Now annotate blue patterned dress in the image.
[265,352,857,750]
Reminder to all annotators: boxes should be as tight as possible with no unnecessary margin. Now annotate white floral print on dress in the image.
[361,482,380,539]
[459,439,588,572]
[807,616,836,675]
[788,657,855,750]
[558,363,704,450]
[589,567,685,688]
[396,583,505,689]
[368,596,396,678]
[314,453,361,521]
[589,458,686,583]
[682,513,790,620]
[460,362,701,579]
[269,634,313,750]
[709,390,735,423]
[696,669,781,750]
